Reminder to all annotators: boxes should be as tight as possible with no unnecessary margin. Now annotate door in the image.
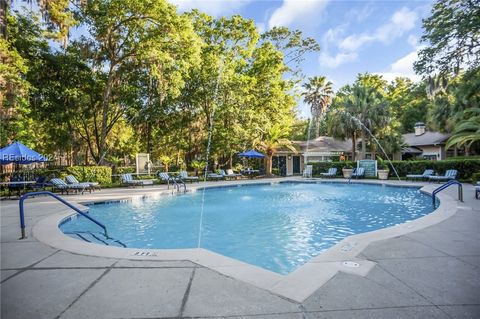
[292,156,301,174]
[272,156,287,176]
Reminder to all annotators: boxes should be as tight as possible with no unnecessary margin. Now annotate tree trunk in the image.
[0,0,7,39]
[351,132,356,162]
[360,130,366,159]
[98,66,116,164]
[146,123,151,154]
[266,155,273,176]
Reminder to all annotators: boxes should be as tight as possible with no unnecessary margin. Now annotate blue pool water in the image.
[60,182,435,274]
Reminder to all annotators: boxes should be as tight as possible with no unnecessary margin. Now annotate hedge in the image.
[309,159,480,181]
[115,166,135,174]
[310,161,356,177]
[65,166,112,185]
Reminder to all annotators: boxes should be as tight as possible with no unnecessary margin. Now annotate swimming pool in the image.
[60,182,435,274]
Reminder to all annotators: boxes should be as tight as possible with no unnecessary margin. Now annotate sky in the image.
[169,0,434,117]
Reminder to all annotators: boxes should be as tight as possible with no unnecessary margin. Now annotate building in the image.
[401,122,451,160]
[273,136,353,176]
[272,123,452,176]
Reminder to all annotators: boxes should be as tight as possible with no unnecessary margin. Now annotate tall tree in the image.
[78,0,200,163]
[302,76,333,138]
[414,0,480,76]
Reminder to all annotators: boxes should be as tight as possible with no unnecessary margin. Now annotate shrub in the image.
[310,161,355,177]
[385,159,480,180]
[310,159,480,181]
[115,166,135,174]
[471,172,480,184]
[65,166,112,185]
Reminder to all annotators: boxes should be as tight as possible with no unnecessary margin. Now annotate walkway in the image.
[1,179,479,318]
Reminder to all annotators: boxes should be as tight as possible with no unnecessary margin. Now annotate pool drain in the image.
[342,261,360,268]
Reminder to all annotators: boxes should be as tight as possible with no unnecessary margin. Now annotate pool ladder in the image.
[171,178,187,193]
[18,191,125,247]
[432,180,463,205]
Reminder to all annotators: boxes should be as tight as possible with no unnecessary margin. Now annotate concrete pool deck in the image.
[1,178,479,318]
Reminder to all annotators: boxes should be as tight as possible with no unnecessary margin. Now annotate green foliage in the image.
[302,76,334,138]
[309,161,355,176]
[309,160,480,181]
[446,108,480,149]
[256,123,296,176]
[65,166,112,184]
[415,0,480,75]
[327,74,390,160]
[115,167,135,174]
[471,172,480,184]
[260,26,319,80]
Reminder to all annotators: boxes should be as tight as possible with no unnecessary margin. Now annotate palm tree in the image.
[327,108,359,161]
[256,124,296,176]
[302,76,334,138]
[347,85,388,159]
[446,108,480,152]
[327,84,388,160]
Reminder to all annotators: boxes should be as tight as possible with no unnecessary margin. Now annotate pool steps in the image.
[64,231,127,248]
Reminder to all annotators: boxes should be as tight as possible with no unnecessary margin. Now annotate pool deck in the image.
[1,178,479,318]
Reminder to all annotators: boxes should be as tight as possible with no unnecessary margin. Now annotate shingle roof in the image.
[402,131,451,146]
[292,136,352,153]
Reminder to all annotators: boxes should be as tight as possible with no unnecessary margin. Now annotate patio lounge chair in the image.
[350,167,365,179]
[66,175,100,190]
[428,169,458,183]
[219,169,240,180]
[121,174,144,187]
[207,172,224,180]
[406,169,434,181]
[179,170,199,183]
[303,165,313,178]
[50,178,89,195]
[226,169,242,179]
[30,176,47,191]
[320,168,337,178]
[159,172,184,189]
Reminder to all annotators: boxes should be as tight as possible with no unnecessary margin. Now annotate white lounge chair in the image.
[406,169,434,181]
[429,169,458,183]
[303,165,313,178]
[179,171,199,183]
[350,167,365,179]
[121,174,144,187]
[320,168,337,178]
[66,175,100,190]
[51,178,89,195]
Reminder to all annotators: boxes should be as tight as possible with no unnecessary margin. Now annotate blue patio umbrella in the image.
[0,141,48,164]
[238,150,265,158]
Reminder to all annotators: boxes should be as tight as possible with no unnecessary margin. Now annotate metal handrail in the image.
[432,180,463,205]
[19,191,108,239]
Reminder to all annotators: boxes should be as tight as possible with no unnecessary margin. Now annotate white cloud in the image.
[323,24,347,44]
[346,3,374,22]
[256,22,266,34]
[169,0,252,17]
[375,49,421,82]
[268,0,330,29]
[339,7,418,52]
[319,51,358,68]
[407,34,418,47]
